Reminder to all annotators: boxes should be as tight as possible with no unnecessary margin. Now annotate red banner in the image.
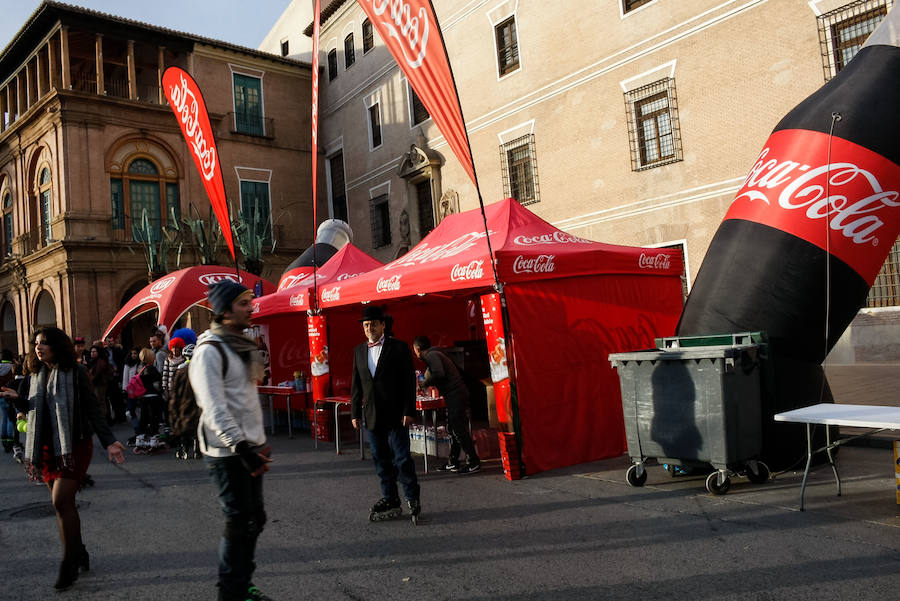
[355,0,476,186]
[307,313,330,400]
[162,66,236,260]
[481,292,511,428]
[311,0,321,298]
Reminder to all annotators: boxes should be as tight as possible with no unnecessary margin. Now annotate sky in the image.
[0,0,292,53]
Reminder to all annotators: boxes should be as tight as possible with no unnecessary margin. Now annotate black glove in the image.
[235,441,267,475]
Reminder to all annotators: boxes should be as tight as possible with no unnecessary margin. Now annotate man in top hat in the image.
[351,305,421,521]
[191,279,273,601]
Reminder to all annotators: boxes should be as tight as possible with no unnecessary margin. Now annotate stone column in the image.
[60,26,70,90]
[16,73,25,117]
[48,36,59,90]
[0,88,6,132]
[25,61,34,109]
[95,33,104,95]
[157,46,165,104]
[127,40,136,100]
[36,50,45,98]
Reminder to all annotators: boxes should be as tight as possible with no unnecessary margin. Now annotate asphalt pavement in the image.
[1,421,898,601]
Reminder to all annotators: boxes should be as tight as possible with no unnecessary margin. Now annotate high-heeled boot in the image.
[54,559,79,590]
[78,545,90,572]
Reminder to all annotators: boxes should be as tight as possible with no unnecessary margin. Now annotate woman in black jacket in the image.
[135,347,163,449]
[2,327,126,590]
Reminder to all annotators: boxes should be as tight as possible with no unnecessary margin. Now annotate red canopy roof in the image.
[103,266,276,339]
[319,198,683,306]
[251,244,383,318]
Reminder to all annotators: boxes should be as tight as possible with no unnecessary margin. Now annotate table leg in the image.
[800,423,814,511]
[825,423,841,497]
[287,395,293,439]
[422,408,429,475]
[314,402,319,450]
[268,394,275,435]
[334,402,341,455]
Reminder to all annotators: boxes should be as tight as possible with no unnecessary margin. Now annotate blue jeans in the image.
[0,397,13,441]
[205,454,266,599]
[367,425,420,502]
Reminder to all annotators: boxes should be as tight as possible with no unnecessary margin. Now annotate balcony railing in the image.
[227,112,274,138]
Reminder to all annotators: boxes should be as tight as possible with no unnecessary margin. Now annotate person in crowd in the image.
[121,347,142,444]
[350,305,420,520]
[87,344,113,423]
[149,330,168,374]
[2,326,125,591]
[413,336,481,474]
[73,336,88,365]
[190,280,272,601]
[103,336,126,422]
[0,348,15,454]
[162,337,186,402]
[135,348,163,450]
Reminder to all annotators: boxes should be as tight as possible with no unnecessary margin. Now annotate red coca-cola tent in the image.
[250,244,383,386]
[103,266,276,340]
[252,243,383,318]
[317,198,685,475]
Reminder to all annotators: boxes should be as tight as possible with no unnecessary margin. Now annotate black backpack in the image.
[169,340,228,437]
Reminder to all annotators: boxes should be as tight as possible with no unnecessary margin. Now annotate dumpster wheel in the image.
[626,464,647,487]
[744,461,770,484]
[705,471,731,495]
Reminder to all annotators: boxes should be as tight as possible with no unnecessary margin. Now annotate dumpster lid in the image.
[609,344,759,364]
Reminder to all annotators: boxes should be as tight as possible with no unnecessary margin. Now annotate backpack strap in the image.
[196,339,229,376]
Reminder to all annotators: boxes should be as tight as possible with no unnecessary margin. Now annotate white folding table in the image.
[773,403,900,510]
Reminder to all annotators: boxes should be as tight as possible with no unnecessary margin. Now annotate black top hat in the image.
[359,305,387,322]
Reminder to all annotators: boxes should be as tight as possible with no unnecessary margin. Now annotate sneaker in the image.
[456,463,481,475]
[12,444,23,464]
[407,499,421,517]
[135,434,149,448]
[149,435,162,448]
[437,462,459,472]
[247,584,274,600]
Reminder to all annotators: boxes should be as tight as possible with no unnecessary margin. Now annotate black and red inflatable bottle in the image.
[676,8,900,465]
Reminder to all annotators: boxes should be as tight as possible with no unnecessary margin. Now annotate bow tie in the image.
[368,340,383,348]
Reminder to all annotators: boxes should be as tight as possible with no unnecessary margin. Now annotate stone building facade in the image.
[299,0,898,361]
[0,2,321,352]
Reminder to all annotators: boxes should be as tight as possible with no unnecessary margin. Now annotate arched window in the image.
[111,156,180,242]
[38,167,52,245]
[0,301,16,354]
[1,190,11,256]
[34,289,56,329]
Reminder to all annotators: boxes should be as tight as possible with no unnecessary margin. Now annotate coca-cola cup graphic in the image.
[676,7,900,468]
[307,313,330,400]
[481,293,511,428]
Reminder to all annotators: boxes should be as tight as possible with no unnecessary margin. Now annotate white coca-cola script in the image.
[450,260,484,282]
[289,294,305,307]
[736,147,900,245]
[376,275,402,292]
[366,0,430,69]
[512,255,555,274]
[393,231,490,267]
[168,73,217,182]
[336,272,364,281]
[513,231,591,246]
[638,253,672,270]
[320,287,341,302]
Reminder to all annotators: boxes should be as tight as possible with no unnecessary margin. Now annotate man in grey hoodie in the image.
[190,279,273,601]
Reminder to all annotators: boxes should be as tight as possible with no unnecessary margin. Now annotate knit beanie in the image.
[208,280,250,315]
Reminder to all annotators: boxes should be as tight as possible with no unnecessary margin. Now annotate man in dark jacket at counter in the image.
[351,305,420,521]
[413,336,480,474]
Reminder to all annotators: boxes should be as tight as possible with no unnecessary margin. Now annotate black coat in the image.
[350,337,416,431]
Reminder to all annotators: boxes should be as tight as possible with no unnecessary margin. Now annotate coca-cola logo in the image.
[321,287,341,302]
[638,253,672,270]
[513,232,591,246]
[149,276,177,295]
[450,260,484,282]
[277,340,308,369]
[393,231,491,267]
[289,294,305,307]
[168,72,217,182]
[736,146,900,246]
[512,255,555,274]
[367,0,430,69]
[376,275,402,292]
[278,274,305,291]
[199,273,241,286]
[336,272,365,281]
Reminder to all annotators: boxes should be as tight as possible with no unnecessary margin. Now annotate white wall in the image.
[258,0,314,62]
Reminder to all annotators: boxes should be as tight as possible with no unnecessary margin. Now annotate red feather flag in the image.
[355,0,476,186]
[162,66,236,260]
